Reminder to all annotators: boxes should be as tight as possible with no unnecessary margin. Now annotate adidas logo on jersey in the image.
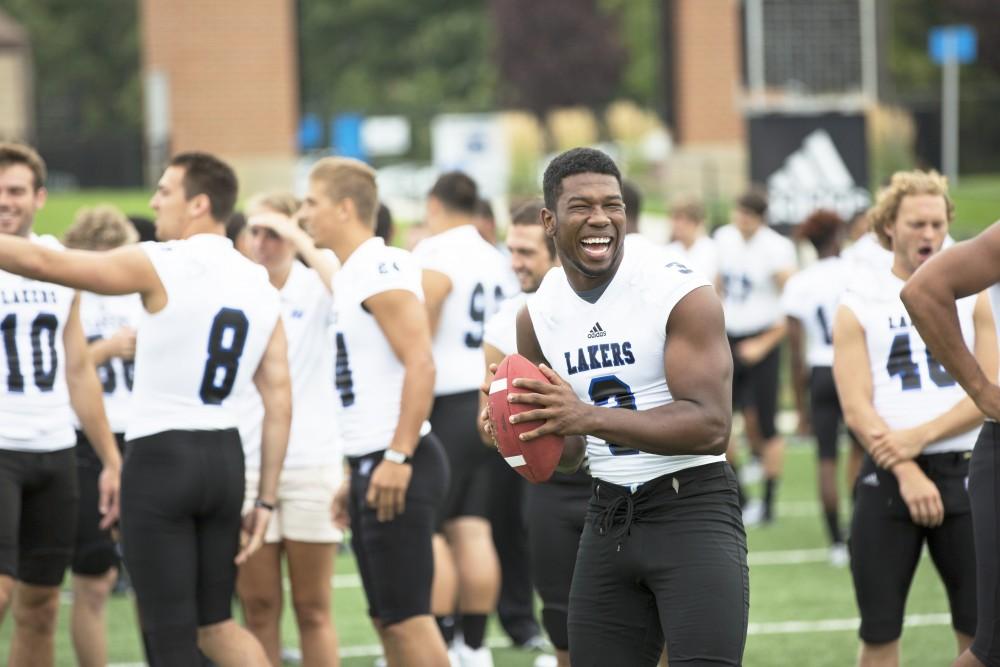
[587,322,607,339]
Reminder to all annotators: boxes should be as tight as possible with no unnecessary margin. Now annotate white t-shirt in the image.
[412,224,518,396]
[238,261,340,470]
[126,235,281,441]
[714,224,797,336]
[527,248,725,487]
[333,237,428,458]
[483,292,526,357]
[667,236,719,282]
[0,235,76,452]
[781,256,850,368]
[839,269,979,454]
[79,292,142,434]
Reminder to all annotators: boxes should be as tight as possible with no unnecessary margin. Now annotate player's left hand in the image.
[736,337,770,365]
[235,505,272,565]
[367,458,412,522]
[97,465,121,530]
[249,212,307,242]
[869,428,926,468]
[508,363,590,441]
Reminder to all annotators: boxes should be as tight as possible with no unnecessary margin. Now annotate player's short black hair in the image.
[621,180,641,226]
[429,171,479,215]
[375,202,394,243]
[543,147,622,211]
[474,197,494,221]
[225,211,246,244]
[794,209,843,252]
[169,152,239,223]
[128,216,157,243]
[736,187,768,219]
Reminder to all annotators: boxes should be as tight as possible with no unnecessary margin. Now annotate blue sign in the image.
[331,114,365,160]
[929,25,977,65]
[298,113,323,150]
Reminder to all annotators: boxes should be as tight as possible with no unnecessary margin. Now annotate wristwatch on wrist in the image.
[254,499,276,511]
[383,449,413,465]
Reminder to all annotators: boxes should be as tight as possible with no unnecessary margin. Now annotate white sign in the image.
[362,116,411,157]
[431,114,509,199]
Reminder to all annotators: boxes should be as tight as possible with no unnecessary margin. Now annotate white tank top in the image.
[527,251,726,487]
[126,235,281,441]
[714,224,798,336]
[840,269,979,454]
[0,235,76,452]
[78,292,142,434]
[238,261,340,469]
[333,237,428,457]
[781,256,850,368]
[412,224,518,395]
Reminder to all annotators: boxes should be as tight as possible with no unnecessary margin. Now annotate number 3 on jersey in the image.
[199,308,248,405]
[588,375,639,455]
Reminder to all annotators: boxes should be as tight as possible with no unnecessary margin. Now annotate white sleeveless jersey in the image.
[714,224,797,336]
[412,224,518,395]
[0,235,76,452]
[527,250,726,487]
[483,292,526,357]
[78,292,142,434]
[781,257,850,368]
[238,261,340,469]
[333,237,427,458]
[842,233,892,272]
[126,235,281,441]
[840,269,979,454]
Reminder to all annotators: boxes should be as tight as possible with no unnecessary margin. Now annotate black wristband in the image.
[254,499,276,511]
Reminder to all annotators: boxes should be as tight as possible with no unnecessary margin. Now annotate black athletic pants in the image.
[970,423,1000,666]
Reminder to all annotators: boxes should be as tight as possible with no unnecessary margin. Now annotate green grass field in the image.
[0,439,969,666]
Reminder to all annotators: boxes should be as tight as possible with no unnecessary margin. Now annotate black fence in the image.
[36,132,144,189]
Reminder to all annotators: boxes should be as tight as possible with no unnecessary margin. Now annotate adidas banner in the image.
[748,112,871,227]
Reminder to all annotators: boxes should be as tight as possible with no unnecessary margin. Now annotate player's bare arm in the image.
[420,268,452,336]
[902,223,1000,419]
[511,286,733,457]
[736,320,786,365]
[479,342,505,446]
[64,294,121,529]
[240,320,291,565]
[250,211,339,290]
[870,292,996,468]
[833,304,944,527]
[514,304,586,472]
[786,315,810,434]
[0,236,165,308]
[88,327,136,365]
[367,288,436,522]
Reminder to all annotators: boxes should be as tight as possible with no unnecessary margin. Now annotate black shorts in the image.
[568,463,748,666]
[72,431,127,576]
[525,470,591,650]
[729,332,781,440]
[0,446,78,586]
[430,390,494,522]
[349,434,450,626]
[120,429,244,667]
[970,423,1000,666]
[850,452,976,644]
[810,366,845,460]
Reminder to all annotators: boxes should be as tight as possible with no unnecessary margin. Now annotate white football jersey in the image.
[714,224,797,336]
[0,236,76,452]
[842,232,893,272]
[781,257,850,368]
[527,249,726,488]
[333,237,427,458]
[78,292,142,434]
[238,261,340,469]
[839,269,978,454]
[483,292,526,357]
[126,235,281,441]
[667,236,719,282]
[412,224,517,395]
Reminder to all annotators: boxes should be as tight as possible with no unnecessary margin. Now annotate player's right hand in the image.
[235,505,272,565]
[248,212,303,241]
[895,464,944,527]
[367,458,412,522]
[479,362,499,447]
[110,327,137,360]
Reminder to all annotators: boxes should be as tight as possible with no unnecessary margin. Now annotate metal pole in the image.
[942,33,959,185]
[859,0,879,101]
[745,0,766,99]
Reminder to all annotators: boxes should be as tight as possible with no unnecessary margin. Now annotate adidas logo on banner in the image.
[587,322,607,339]
[767,129,871,225]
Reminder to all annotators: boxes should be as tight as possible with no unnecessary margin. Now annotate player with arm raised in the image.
[0,144,121,667]
[0,151,291,667]
[302,157,451,667]
[497,147,746,666]
[834,170,993,667]
[901,218,1000,667]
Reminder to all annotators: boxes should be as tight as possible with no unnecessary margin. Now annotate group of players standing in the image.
[0,139,997,667]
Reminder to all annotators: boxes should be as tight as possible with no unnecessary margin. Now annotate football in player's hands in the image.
[487,353,565,483]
